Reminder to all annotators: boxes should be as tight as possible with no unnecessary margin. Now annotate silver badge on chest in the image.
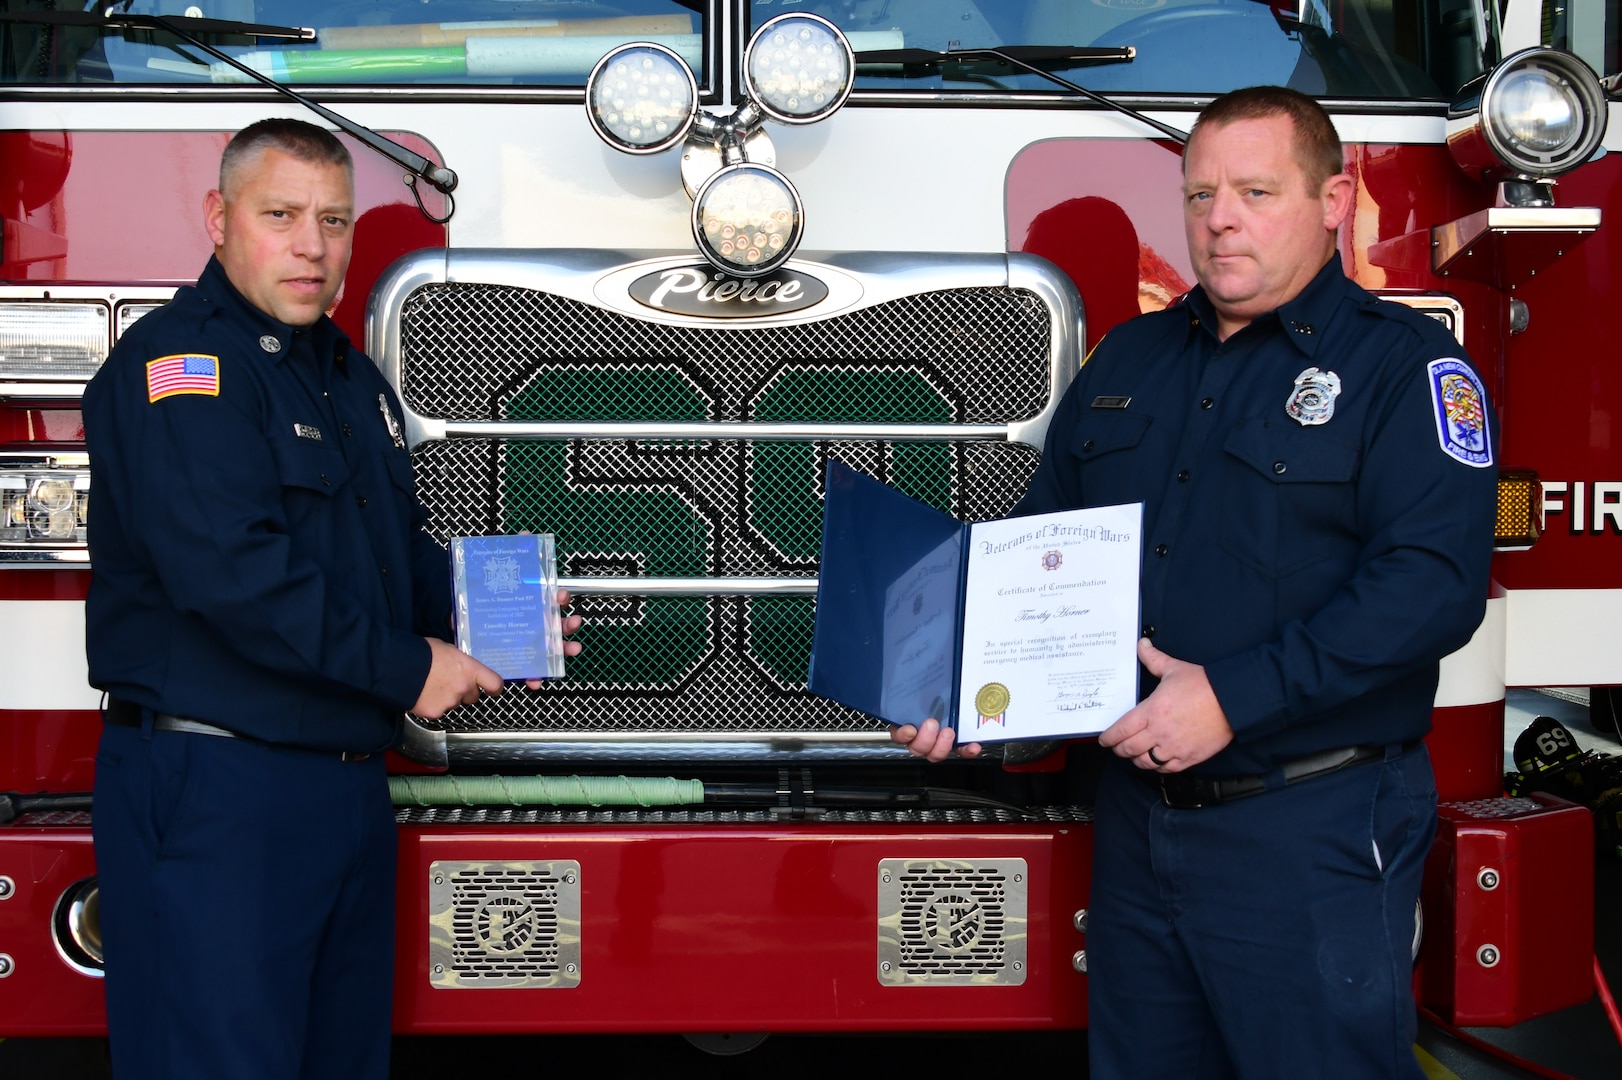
[378,393,406,449]
[1285,367,1341,426]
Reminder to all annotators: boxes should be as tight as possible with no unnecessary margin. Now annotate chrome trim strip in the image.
[443,731,905,763]
[0,285,176,303]
[562,576,814,595]
[439,420,1009,441]
[0,383,89,400]
[0,549,89,566]
[0,451,90,467]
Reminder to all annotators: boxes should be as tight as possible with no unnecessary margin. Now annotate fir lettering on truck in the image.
[1542,482,1622,534]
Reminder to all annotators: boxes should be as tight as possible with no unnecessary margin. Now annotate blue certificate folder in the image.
[809,461,969,730]
[808,461,1142,738]
[450,534,566,681]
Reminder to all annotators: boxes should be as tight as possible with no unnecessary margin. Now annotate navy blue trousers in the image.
[1087,745,1436,1080]
[93,721,396,1080]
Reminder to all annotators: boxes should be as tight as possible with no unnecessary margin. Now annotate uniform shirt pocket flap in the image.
[1223,421,1358,484]
[385,449,415,493]
[269,436,351,495]
[1071,412,1152,460]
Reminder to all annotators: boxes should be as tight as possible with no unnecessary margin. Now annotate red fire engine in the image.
[0,0,1615,1044]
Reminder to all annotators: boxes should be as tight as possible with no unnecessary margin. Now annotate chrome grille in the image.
[411,439,1036,734]
[390,263,1063,746]
[400,284,1051,423]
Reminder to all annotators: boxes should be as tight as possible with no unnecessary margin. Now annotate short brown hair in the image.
[1186,86,1344,189]
[219,118,352,197]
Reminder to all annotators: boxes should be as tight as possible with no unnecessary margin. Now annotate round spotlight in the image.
[743,13,855,126]
[51,877,103,977]
[585,42,698,155]
[1449,48,1607,180]
[692,163,804,277]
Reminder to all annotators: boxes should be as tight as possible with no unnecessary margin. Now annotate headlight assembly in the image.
[1448,48,1607,182]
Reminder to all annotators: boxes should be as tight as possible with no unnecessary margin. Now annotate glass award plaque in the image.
[450,533,566,680]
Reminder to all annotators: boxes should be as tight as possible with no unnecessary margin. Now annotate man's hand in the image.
[1098,637,1233,772]
[890,717,982,763]
[523,587,583,690]
[414,637,504,719]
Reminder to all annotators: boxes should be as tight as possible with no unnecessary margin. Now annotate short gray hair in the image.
[219,118,352,197]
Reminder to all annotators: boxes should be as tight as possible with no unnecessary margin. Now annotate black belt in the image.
[1155,743,1414,809]
[103,699,373,762]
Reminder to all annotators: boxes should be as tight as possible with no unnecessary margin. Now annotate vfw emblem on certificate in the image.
[482,555,522,595]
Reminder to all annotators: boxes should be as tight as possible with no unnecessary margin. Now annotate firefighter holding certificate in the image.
[894,87,1497,1079]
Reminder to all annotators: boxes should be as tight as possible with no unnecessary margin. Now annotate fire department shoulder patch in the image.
[1426,357,1492,468]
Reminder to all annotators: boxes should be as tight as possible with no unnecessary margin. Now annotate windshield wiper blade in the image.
[858,45,1134,66]
[855,43,1187,144]
[0,9,456,218]
[0,10,314,42]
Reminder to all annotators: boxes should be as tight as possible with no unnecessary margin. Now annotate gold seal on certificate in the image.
[975,682,1010,727]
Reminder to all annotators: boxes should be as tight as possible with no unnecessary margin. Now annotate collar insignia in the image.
[1285,367,1341,426]
[259,335,281,353]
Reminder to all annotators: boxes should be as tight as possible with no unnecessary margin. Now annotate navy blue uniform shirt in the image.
[84,257,451,753]
[1015,258,1498,776]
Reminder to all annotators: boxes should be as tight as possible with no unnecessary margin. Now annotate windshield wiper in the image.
[0,9,312,42]
[855,44,1187,144]
[0,8,458,221]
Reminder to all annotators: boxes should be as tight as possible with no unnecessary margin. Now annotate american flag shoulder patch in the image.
[147,354,220,402]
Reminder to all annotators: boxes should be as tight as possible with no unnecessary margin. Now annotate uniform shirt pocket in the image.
[1218,419,1361,580]
[268,436,353,551]
[270,435,352,494]
[1068,412,1153,509]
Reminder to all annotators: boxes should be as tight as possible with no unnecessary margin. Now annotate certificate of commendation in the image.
[450,534,567,681]
[808,462,1140,741]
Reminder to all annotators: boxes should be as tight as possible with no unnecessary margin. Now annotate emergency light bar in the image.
[583,13,856,277]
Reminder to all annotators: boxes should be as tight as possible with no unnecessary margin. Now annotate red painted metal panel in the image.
[1418,793,1594,1026]
[0,711,100,794]
[1492,156,1622,590]
[0,828,105,1035]
[0,570,90,600]
[1427,701,1509,804]
[0,130,449,344]
[0,408,83,443]
[392,824,1092,1034]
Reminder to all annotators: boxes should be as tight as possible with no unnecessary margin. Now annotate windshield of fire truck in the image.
[0,0,1497,96]
[761,0,1498,99]
[0,1,708,87]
